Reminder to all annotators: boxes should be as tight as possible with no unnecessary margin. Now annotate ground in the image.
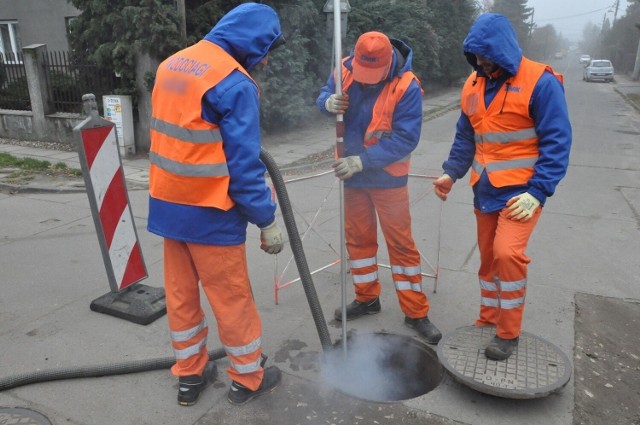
[573,293,640,425]
[1,136,640,425]
[0,139,85,192]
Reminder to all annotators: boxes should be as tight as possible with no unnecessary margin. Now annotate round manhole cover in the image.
[437,326,572,399]
[0,407,52,425]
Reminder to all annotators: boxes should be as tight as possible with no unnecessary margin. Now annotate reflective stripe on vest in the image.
[461,57,563,188]
[150,41,255,208]
[341,60,420,177]
[149,151,229,177]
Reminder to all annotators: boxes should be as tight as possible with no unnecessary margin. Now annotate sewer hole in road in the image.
[0,407,52,424]
[321,332,443,402]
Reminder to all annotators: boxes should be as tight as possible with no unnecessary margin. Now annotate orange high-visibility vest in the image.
[342,60,421,177]
[149,41,255,208]
[462,57,562,187]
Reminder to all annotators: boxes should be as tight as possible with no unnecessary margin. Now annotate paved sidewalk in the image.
[614,73,640,112]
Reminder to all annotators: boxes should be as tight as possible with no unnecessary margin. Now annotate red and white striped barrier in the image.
[75,103,147,292]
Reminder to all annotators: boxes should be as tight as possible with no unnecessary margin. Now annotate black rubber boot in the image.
[485,336,520,361]
[177,361,218,406]
[227,365,282,405]
[404,316,442,344]
[334,298,381,321]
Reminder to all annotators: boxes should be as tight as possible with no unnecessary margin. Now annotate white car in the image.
[579,54,591,65]
[583,59,615,83]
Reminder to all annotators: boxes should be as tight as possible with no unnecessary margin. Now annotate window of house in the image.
[0,21,22,63]
[65,16,76,35]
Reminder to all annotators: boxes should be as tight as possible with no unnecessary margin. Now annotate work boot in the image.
[404,316,442,345]
[485,336,519,361]
[334,298,381,321]
[227,365,282,405]
[177,361,218,406]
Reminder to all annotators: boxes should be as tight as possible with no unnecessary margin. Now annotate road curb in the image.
[0,181,86,194]
[614,87,640,113]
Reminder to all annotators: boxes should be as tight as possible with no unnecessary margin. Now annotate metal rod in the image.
[332,0,348,357]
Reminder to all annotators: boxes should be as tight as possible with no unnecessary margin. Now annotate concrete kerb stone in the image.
[0,181,86,194]
[614,87,640,113]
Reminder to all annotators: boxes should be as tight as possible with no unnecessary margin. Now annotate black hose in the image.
[0,348,226,392]
[260,147,333,350]
[0,148,333,392]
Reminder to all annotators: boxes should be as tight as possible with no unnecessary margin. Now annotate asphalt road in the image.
[0,51,639,425]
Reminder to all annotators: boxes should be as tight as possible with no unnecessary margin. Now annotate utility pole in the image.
[175,0,187,41]
[613,0,620,22]
[528,8,535,41]
[632,26,640,81]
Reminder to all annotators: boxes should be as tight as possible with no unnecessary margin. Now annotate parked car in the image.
[583,59,615,82]
[579,54,591,65]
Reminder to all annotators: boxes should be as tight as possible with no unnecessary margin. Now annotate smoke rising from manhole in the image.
[320,332,443,402]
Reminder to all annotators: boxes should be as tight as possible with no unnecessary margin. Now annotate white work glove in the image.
[325,93,349,114]
[260,221,283,254]
[506,192,540,222]
[433,174,454,201]
[332,156,363,180]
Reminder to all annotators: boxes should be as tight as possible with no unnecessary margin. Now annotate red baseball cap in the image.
[352,32,392,84]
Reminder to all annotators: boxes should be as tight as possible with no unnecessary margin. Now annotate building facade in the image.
[0,0,80,58]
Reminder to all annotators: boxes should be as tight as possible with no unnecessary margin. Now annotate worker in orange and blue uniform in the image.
[316,31,442,344]
[433,13,572,360]
[148,3,286,406]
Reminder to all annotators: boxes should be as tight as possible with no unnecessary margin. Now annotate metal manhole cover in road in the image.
[0,407,52,425]
[437,326,572,399]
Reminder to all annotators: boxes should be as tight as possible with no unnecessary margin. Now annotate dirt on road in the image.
[573,293,640,425]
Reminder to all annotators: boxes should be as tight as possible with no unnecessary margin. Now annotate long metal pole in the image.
[332,0,348,356]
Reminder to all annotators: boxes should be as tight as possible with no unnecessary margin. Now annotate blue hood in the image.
[203,3,283,71]
[462,13,522,76]
[388,38,414,79]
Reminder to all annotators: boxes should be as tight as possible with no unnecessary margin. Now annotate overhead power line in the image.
[535,3,616,22]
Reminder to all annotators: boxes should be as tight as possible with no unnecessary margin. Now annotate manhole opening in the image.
[321,332,444,402]
[0,407,52,425]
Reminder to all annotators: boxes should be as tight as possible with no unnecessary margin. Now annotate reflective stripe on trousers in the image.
[164,239,264,391]
[344,186,429,318]
[474,207,541,339]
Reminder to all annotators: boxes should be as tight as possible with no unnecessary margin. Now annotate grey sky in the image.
[527,0,629,42]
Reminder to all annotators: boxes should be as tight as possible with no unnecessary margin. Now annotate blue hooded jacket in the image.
[147,3,283,245]
[316,38,423,189]
[443,13,572,213]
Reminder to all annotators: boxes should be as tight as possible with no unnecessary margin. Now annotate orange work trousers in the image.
[474,207,542,339]
[164,239,264,390]
[344,186,429,318]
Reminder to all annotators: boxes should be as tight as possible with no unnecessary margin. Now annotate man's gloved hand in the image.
[332,156,363,180]
[433,174,454,201]
[506,192,540,221]
[325,94,349,114]
[260,221,283,254]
